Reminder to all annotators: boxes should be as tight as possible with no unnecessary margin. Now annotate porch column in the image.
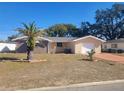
[48,42,51,54]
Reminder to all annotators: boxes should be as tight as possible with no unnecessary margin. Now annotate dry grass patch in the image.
[0,53,124,90]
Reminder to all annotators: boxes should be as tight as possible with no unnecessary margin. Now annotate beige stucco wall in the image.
[48,42,75,53]
[48,42,56,53]
[103,43,124,50]
[48,37,103,54]
[56,42,76,53]
[56,42,67,53]
[63,42,75,53]
[74,37,103,54]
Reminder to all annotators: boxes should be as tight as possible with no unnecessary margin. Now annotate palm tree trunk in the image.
[27,50,33,61]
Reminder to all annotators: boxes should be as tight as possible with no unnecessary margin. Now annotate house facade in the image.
[102,38,124,52]
[12,35,105,55]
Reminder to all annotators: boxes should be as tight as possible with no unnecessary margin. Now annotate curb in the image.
[26,79,124,91]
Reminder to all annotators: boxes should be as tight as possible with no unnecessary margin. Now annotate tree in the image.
[16,22,41,61]
[95,4,124,40]
[44,24,77,37]
[64,24,78,37]
[8,34,18,41]
[71,22,94,37]
[44,24,67,37]
[79,22,92,37]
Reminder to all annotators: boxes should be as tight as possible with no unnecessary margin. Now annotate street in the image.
[48,82,124,91]
[29,80,124,91]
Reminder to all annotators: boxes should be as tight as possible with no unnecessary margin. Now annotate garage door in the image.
[81,43,95,55]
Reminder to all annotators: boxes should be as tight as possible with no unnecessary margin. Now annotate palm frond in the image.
[22,23,29,30]
[16,22,43,37]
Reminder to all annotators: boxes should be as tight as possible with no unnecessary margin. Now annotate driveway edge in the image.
[25,79,124,91]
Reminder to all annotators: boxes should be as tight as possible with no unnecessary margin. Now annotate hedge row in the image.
[102,49,124,53]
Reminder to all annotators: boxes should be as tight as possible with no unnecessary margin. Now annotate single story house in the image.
[0,43,16,53]
[12,35,105,55]
[102,38,124,52]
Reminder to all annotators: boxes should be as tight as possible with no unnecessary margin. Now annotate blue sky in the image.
[0,2,122,40]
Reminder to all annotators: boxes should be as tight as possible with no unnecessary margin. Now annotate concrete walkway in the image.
[27,80,124,91]
[95,53,124,64]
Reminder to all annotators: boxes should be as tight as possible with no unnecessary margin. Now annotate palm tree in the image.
[16,22,41,61]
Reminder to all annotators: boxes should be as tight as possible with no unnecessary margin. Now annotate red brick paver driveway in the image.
[95,53,124,64]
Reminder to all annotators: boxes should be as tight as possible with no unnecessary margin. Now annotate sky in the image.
[0,2,122,40]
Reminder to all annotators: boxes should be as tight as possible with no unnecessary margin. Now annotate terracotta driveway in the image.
[95,53,124,64]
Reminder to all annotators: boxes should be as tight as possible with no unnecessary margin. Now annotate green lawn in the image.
[0,53,124,90]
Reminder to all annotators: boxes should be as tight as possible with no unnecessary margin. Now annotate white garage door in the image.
[81,43,95,55]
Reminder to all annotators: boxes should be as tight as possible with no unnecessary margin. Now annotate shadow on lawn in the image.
[0,57,19,60]
[0,57,28,62]
[78,58,92,61]
[79,58,115,66]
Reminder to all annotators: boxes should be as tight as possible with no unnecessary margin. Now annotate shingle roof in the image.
[105,38,124,43]
[41,37,77,42]
[41,35,105,42]
[12,35,105,43]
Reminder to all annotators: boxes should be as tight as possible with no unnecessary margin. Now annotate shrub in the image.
[117,49,124,53]
[107,49,117,53]
[108,49,112,53]
[111,49,117,53]
[102,49,108,52]
[87,49,95,61]
[102,48,124,53]
[64,48,72,54]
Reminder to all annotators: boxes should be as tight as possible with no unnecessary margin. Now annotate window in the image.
[111,44,118,48]
[57,42,63,47]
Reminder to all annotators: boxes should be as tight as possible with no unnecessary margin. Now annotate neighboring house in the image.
[12,35,105,55]
[0,43,16,52]
[102,38,124,51]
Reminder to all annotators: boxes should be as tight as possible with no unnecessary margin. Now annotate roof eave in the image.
[12,36,28,41]
[73,35,106,42]
[38,37,53,42]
